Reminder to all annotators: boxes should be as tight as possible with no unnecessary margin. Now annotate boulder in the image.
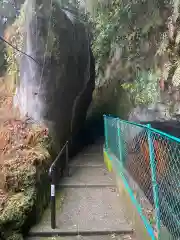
[6,0,95,152]
[128,103,171,123]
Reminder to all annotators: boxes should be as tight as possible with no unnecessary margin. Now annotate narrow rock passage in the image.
[27,141,136,239]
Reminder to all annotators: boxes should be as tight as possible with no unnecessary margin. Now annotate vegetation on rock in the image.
[0,0,95,239]
[0,2,52,239]
[90,0,180,118]
[0,74,52,239]
[2,0,180,238]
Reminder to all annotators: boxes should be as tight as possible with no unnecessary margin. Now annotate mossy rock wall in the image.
[5,0,95,153]
[0,158,51,240]
[91,0,180,120]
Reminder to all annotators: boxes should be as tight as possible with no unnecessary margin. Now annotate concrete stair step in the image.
[26,233,135,239]
[58,166,114,187]
[28,229,133,237]
[29,187,132,237]
[69,164,104,168]
[57,183,116,188]
[28,143,134,240]
[73,144,103,158]
[70,154,104,166]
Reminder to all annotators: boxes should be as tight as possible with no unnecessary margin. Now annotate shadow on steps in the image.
[69,115,105,158]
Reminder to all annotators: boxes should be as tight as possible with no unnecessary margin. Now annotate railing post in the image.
[147,124,160,239]
[65,141,70,177]
[103,115,108,150]
[51,169,56,229]
[117,119,123,163]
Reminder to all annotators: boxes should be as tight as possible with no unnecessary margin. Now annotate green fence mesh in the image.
[104,115,180,240]
[105,116,119,159]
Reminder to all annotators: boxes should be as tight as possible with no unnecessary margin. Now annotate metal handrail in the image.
[49,140,69,229]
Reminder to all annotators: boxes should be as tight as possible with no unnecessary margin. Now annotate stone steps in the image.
[27,143,134,239]
[26,234,135,240]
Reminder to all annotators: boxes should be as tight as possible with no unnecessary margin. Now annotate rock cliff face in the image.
[0,1,95,239]
[90,0,180,122]
[6,0,95,151]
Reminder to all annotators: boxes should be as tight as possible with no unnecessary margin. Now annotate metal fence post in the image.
[103,115,108,150]
[65,141,70,177]
[51,169,56,229]
[147,124,160,239]
[117,119,123,163]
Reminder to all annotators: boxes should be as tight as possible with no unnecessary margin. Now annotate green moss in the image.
[5,0,27,89]
[5,165,36,192]
[0,188,36,240]
[0,190,35,229]
[6,233,23,240]
[0,154,52,239]
[34,167,51,222]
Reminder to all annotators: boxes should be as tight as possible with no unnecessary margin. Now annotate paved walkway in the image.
[27,142,135,240]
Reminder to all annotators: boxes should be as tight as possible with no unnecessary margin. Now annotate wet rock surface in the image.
[6,0,95,152]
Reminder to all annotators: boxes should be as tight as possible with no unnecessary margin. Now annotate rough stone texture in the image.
[0,160,51,240]
[6,0,95,152]
[128,104,170,122]
[1,2,95,239]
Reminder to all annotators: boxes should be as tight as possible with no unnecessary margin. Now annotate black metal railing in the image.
[49,141,70,229]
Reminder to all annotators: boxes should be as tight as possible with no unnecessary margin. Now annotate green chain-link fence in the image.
[104,115,180,240]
